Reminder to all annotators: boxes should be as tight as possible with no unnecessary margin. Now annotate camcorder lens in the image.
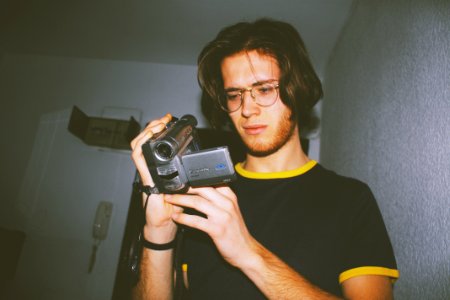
[155,142,174,160]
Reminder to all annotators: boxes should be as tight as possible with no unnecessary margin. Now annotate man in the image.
[131,19,398,299]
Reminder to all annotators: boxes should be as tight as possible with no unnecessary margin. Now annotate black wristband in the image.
[142,238,176,250]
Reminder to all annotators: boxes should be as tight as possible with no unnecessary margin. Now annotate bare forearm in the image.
[132,222,178,300]
[241,241,340,300]
[132,248,174,300]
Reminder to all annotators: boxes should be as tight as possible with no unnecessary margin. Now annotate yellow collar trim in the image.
[235,160,317,179]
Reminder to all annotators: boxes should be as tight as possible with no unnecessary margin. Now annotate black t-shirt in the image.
[181,161,398,299]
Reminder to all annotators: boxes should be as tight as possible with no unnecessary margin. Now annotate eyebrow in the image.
[224,79,278,92]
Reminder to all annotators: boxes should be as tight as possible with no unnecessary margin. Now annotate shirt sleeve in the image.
[339,184,399,283]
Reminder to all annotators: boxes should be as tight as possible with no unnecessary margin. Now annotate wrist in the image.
[140,232,176,250]
[143,223,177,244]
[237,239,269,275]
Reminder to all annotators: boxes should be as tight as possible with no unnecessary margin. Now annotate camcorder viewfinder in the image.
[141,114,236,194]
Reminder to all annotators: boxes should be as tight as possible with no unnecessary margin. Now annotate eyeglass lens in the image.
[223,83,278,112]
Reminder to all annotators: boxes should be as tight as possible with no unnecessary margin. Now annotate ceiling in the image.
[1,0,354,75]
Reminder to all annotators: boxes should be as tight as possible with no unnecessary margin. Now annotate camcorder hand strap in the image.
[133,181,160,195]
[127,180,161,284]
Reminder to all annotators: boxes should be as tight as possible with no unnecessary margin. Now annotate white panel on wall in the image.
[11,109,136,300]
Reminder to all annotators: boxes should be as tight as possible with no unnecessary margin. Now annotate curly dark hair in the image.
[198,18,323,132]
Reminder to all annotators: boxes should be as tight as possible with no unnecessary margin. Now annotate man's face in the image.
[221,50,297,157]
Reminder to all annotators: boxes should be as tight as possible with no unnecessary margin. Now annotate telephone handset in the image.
[93,201,113,240]
[88,201,113,273]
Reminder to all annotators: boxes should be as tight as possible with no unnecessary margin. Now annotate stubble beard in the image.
[242,110,297,157]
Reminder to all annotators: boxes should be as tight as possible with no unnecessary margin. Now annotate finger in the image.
[142,113,172,139]
[172,212,211,234]
[165,194,218,217]
[149,113,172,125]
[130,129,153,152]
[187,186,237,211]
[130,113,172,185]
[130,113,172,150]
[130,122,163,150]
[130,135,155,185]
[215,186,237,201]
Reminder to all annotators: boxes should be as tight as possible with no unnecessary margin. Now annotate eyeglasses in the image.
[220,81,279,113]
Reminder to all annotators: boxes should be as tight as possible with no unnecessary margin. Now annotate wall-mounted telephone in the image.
[89,201,113,273]
[93,201,113,240]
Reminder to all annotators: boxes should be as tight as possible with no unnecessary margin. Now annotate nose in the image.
[240,89,259,117]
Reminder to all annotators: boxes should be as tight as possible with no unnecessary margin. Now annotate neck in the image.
[241,128,310,173]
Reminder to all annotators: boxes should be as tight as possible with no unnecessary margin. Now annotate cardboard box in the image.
[68,106,141,150]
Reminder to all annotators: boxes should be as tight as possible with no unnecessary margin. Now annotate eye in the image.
[255,84,275,95]
[225,91,241,101]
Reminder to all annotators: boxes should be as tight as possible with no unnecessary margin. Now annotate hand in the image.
[130,113,182,242]
[165,186,258,268]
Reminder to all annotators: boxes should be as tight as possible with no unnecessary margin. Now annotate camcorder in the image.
[141,114,236,194]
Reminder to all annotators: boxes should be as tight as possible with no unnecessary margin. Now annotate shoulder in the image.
[311,164,369,190]
[307,164,375,205]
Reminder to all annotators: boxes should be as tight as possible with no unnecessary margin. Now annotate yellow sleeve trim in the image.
[235,160,317,179]
[339,266,400,284]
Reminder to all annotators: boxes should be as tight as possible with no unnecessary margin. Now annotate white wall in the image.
[320,0,450,299]
[0,54,201,299]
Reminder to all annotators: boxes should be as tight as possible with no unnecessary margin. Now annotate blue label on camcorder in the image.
[215,163,226,170]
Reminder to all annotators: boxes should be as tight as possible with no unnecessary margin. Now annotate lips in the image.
[242,124,267,135]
